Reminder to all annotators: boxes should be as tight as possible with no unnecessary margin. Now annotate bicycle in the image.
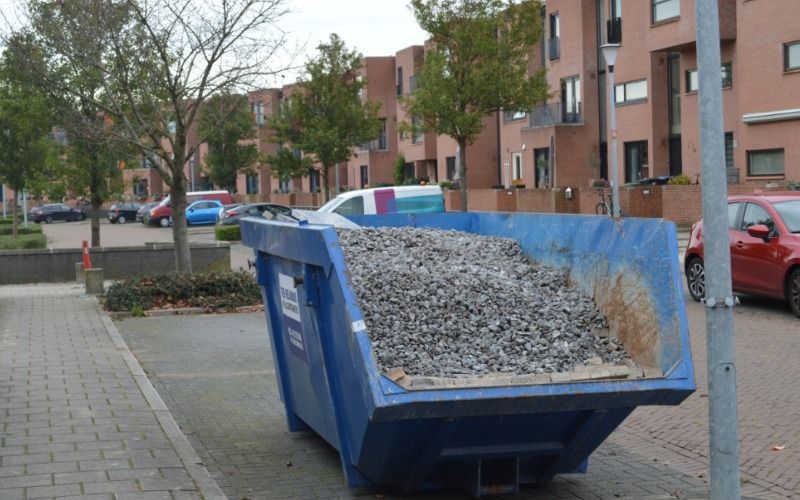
[595,188,614,216]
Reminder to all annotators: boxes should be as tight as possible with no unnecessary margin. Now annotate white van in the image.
[317,186,445,216]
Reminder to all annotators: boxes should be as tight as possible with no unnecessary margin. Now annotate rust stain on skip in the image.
[602,272,659,369]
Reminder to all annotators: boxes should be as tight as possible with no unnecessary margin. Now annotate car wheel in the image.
[118,215,126,224]
[686,257,705,302]
[788,268,800,318]
[159,217,170,228]
[45,215,53,224]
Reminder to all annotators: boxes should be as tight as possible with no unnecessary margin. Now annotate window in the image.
[549,13,560,60]
[246,174,259,195]
[255,101,264,125]
[624,140,648,183]
[727,202,741,229]
[748,149,784,177]
[409,75,417,92]
[725,132,734,170]
[412,116,423,144]
[615,79,647,104]
[512,153,523,181]
[279,178,291,193]
[334,196,364,216]
[309,170,321,193]
[397,67,404,96]
[741,203,776,235]
[785,41,800,71]
[561,76,581,122]
[686,63,732,92]
[404,162,415,180]
[360,165,369,188]
[446,156,456,181]
[652,0,679,23]
[133,179,149,197]
[503,109,527,122]
[378,119,387,150]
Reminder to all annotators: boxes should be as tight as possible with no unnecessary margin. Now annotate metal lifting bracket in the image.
[701,296,740,309]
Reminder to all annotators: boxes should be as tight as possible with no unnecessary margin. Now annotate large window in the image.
[686,63,732,92]
[412,116,423,144]
[396,67,404,96]
[725,132,734,170]
[503,109,527,122]
[615,79,647,104]
[254,101,264,125]
[446,156,456,181]
[785,41,800,71]
[652,0,679,23]
[561,75,581,122]
[309,170,321,193]
[360,165,369,189]
[748,149,784,177]
[549,13,560,60]
[511,153,523,181]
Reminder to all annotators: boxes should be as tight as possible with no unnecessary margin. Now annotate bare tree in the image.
[25,0,291,272]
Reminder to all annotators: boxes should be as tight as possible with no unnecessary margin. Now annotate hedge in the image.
[0,224,42,236]
[215,224,241,241]
[104,271,261,312]
[0,233,47,250]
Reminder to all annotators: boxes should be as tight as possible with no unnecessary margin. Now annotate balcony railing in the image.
[548,37,560,60]
[529,102,582,127]
[607,17,622,44]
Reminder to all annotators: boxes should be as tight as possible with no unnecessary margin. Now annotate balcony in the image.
[607,17,622,44]
[548,37,560,61]
[528,102,582,127]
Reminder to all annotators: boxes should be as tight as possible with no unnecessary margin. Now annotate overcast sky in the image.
[0,0,428,82]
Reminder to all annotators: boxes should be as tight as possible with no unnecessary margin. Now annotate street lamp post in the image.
[601,43,621,218]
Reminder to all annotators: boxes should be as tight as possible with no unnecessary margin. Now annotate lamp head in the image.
[601,43,620,70]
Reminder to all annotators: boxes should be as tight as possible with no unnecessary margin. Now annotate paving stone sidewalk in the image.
[0,283,225,500]
[119,313,716,500]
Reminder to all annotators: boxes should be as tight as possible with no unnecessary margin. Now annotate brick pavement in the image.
[118,313,716,499]
[0,284,225,500]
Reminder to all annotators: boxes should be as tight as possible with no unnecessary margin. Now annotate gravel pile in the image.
[337,227,630,377]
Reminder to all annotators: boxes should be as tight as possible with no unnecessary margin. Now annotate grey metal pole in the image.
[22,190,28,228]
[695,1,740,498]
[607,67,621,217]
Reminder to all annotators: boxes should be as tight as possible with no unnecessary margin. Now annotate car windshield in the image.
[318,196,343,212]
[774,200,800,233]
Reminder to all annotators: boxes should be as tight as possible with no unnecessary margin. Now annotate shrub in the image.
[667,174,692,185]
[787,180,800,191]
[215,224,241,241]
[394,155,406,186]
[0,233,47,250]
[104,271,261,312]
[439,180,454,190]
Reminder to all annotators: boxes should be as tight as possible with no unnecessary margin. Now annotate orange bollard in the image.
[82,240,92,269]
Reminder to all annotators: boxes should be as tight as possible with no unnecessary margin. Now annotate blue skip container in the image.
[241,213,695,496]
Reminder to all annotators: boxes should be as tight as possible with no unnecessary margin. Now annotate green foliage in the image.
[439,180,454,190]
[104,271,261,312]
[130,304,146,317]
[667,174,693,186]
[0,233,47,250]
[404,0,549,209]
[266,146,314,182]
[268,34,381,200]
[199,93,259,191]
[0,224,43,236]
[214,224,241,241]
[394,155,406,186]
[787,180,800,191]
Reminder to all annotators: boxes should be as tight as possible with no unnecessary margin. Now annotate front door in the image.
[534,148,550,188]
[731,202,780,294]
[624,141,648,184]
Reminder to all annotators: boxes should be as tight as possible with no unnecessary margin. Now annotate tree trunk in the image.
[170,167,192,274]
[11,189,18,238]
[458,138,468,212]
[90,200,101,247]
[322,164,331,202]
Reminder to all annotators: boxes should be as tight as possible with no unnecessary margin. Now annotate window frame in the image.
[652,0,679,24]
[511,152,523,181]
[615,79,648,105]
[685,63,732,93]
[747,148,785,178]
[785,41,800,71]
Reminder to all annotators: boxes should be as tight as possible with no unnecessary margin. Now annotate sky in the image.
[279,0,427,78]
[0,0,428,82]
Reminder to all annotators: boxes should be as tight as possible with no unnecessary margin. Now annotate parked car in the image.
[136,202,159,223]
[29,204,86,223]
[186,200,224,225]
[107,203,142,224]
[217,203,292,225]
[317,185,445,216]
[684,193,800,317]
[146,190,234,227]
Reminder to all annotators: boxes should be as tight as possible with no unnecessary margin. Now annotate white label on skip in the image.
[278,274,301,322]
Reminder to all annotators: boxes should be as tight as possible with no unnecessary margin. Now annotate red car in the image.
[684,193,800,317]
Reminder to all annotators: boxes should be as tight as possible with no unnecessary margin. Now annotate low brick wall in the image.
[0,243,231,285]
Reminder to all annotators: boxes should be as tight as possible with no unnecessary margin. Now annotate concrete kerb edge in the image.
[94,300,227,500]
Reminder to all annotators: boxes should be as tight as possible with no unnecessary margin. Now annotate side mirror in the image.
[188,208,195,213]
[747,224,771,241]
